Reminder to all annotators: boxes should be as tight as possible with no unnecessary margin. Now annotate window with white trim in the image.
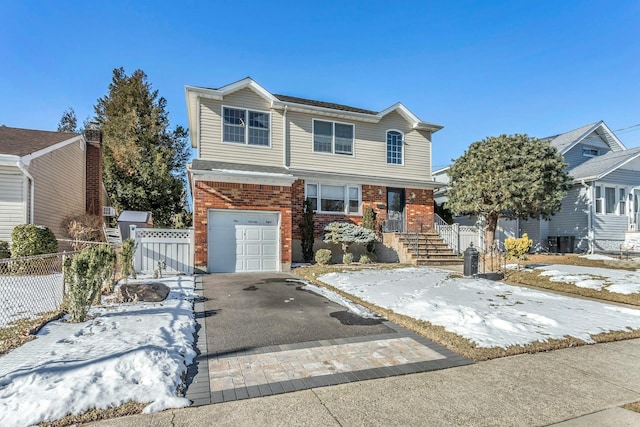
[313,120,354,155]
[620,188,627,215]
[223,107,270,146]
[595,186,603,214]
[582,147,599,157]
[605,187,616,214]
[305,183,361,214]
[387,130,403,164]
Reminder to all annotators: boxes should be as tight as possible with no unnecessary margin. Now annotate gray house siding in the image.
[546,185,589,251]
[563,140,612,170]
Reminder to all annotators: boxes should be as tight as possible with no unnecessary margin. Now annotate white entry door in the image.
[208,210,280,273]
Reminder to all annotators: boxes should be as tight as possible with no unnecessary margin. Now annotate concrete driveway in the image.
[184,273,471,405]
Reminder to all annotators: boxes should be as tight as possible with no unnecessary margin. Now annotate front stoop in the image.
[399,231,463,266]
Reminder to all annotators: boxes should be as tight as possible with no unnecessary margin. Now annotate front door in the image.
[386,188,405,232]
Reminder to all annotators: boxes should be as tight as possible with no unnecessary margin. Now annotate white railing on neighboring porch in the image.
[130,226,194,275]
[434,214,483,254]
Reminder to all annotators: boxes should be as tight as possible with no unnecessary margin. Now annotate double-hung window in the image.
[595,186,603,214]
[305,183,361,214]
[605,187,616,214]
[620,188,627,215]
[223,107,270,146]
[387,130,403,164]
[313,120,354,155]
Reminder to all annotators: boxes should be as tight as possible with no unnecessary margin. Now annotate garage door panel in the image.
[208,211,280,273]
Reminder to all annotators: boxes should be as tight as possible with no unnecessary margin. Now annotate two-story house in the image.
[185,78,443,272]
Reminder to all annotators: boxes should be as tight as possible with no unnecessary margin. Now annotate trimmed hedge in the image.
[11,224,58,257]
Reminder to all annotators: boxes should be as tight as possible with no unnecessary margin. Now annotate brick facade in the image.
[192,180,293,269]
[194,179,435,269]
[84,128,103,216]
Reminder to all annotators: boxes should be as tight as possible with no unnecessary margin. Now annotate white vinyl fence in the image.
[434,214,484,254]
[130,226,194,275]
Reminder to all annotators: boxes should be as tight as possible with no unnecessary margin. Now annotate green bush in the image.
[359,253,374,264]
[63,245,116,322]
[343,252,354,264]
[315,248,332,265]
[323,222,376,254]
[299,198,315,262]
[119,238,137,281]
[0,241,10,259]
[11,224,58,257]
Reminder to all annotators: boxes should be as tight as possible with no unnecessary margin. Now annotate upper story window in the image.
[223,107,270,147]
[387,130,403,165]
[582,147,599,157]
[313,120,354,155]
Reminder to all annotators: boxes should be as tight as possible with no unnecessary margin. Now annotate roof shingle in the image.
[0,126,80,157]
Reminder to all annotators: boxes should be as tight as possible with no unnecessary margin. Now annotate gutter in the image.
[16,161,34,224]
[581,180,594,254]
[282,105,289,169]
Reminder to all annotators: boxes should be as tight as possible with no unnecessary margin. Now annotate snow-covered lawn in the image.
[0,275,196,427]
[533,264,640,295]
[319,267,640,349]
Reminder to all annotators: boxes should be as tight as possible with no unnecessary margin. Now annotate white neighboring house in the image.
[435,121,640,253]
[0,126,104,243]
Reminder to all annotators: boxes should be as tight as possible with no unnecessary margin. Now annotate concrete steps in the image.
[399,232,463,266]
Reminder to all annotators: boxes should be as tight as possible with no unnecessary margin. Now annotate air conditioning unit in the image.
[103,206,116,217]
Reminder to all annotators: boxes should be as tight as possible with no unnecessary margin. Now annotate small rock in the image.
[120,282,170,302]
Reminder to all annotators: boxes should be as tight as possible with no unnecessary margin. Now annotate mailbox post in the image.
[463,242,479,277]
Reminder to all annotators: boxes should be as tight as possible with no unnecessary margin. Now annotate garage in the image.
[208,210,280,273]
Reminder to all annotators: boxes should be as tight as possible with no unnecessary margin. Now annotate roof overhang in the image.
[188,163,297,186]
[571,150,640,183]
[289,168,442,190]
[560,121,626,155]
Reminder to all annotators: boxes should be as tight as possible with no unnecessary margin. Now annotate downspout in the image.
[582,180,593,254]
[282,105,289,169]
[16,161,34,224]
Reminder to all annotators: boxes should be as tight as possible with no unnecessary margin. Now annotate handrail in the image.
[434,213,459,254]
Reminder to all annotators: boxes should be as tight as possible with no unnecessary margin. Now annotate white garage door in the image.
[208,210,280,273]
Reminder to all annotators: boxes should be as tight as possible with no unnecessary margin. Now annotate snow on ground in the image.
[286,278,378,319]
[319,267,640,349]
[0,275,196,427]
[580,254,617,261]
[534,264,640,295]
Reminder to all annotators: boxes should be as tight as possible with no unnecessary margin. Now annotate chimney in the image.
[84,122,103,217]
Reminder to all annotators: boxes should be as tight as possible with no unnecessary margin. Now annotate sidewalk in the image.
[90,338,640,426]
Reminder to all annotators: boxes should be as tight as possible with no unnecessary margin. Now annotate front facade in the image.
[186,78,442,272]
[0,126,103,242]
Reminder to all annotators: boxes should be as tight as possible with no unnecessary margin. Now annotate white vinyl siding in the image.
[290,110,432,182]
[0,166,26,242]
[199,88,283,166]
[30,140,86,238]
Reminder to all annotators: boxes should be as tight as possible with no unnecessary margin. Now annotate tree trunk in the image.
[484,212,499,253]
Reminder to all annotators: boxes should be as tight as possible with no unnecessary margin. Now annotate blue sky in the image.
[1,0,639,169]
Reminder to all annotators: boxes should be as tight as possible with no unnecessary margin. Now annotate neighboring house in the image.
[0,125,104,242]
[185,77,443,273]
[437,121,640,253]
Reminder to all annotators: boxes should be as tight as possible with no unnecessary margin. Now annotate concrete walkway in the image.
[91,338,640,426]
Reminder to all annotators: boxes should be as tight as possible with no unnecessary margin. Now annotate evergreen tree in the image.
[94,68,190,227]
[57,107,79,132]
[446,134,571,251]
[299,198,315,262]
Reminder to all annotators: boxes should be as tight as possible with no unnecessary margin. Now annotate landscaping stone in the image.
[120,282,170,302]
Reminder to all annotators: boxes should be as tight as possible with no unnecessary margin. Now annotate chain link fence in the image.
[0,252,78,331]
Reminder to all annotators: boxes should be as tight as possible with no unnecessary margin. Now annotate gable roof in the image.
[0,126,81,157]
[545,121,625,154]
[567,146,640,182]
[185,77,443,148]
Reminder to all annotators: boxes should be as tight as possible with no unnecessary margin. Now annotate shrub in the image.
[504,233,533,268]
[323,222,376,254]
[63,245,116,322]
[299,198,315,262]
[359,253,375,264]
[119,238,137,281]
[343,252,354,264]
[315,248,332,265]
[62,214,105,245]
[0,241,10,259]
[362,207,377,253]
[11,224,58,257]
